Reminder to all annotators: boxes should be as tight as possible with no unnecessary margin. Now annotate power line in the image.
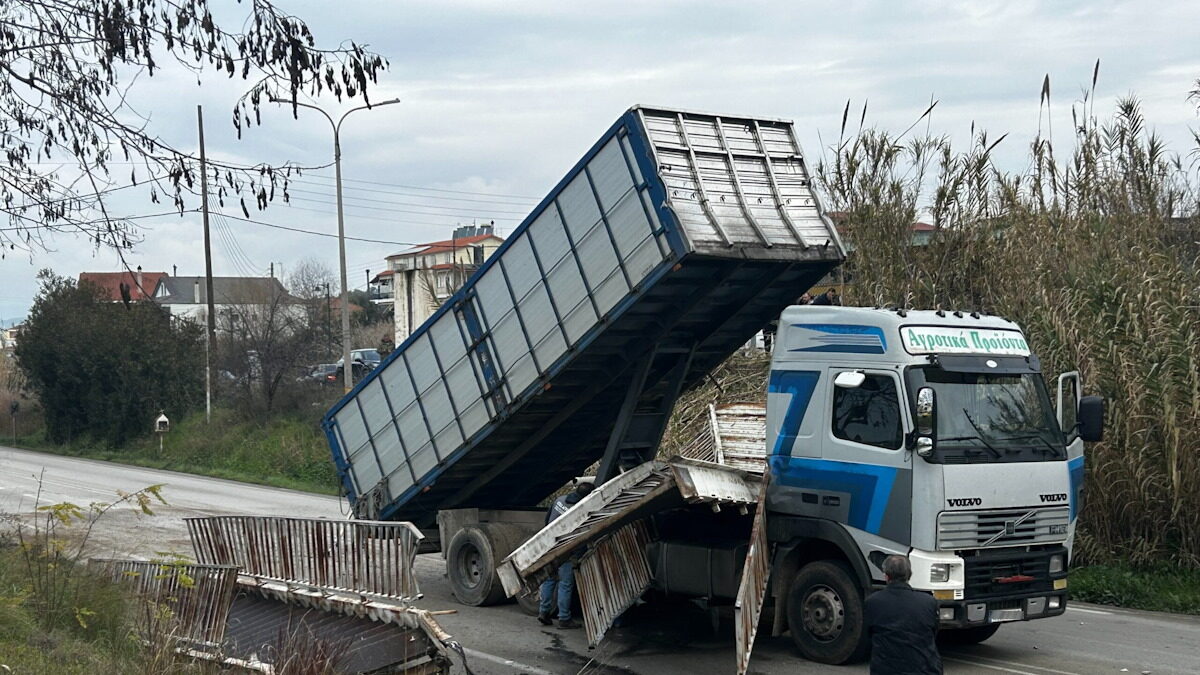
[282,193,522,222]
[296,172,543,200]
[283,185,532,216]
[286,175,540,207]
[267,199,515,230]
[215,211,423,246]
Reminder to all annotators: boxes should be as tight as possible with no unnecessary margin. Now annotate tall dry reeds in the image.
[818,92,1200,566]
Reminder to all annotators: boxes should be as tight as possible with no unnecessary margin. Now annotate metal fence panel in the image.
[186,516,423,602]
[575,520,654,648]
[90,558,238,646]
[735,474,772,675]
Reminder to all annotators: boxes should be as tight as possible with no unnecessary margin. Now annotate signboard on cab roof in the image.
[901,326,1030,356]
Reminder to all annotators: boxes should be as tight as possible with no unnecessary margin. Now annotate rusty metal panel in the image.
[671,456,762,505]
[574,520,654,647]
[89,558,238,646]
[185,516,423,602]
[221,590,451,674]
[676,403,767,472]
[498,461,675,597]
[713,403,768,472]
[735,473,772,675]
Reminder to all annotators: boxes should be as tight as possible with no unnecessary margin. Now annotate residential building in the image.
[1,324,20,352]
[382,225,506,343]
[78,268,168,303]
[154,276,302,326]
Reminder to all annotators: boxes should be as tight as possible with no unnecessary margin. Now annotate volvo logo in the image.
[983,510,1037,546]
[1039,493,1069,503]
[946,497,982,507]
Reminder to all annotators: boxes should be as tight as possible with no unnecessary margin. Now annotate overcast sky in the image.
[3,0,1198,323]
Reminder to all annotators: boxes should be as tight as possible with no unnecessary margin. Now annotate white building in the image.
[154,276,304,327]
[378,225,505,344]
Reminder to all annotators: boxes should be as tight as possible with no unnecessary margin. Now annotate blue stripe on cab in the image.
[767,370,820,456]
[1068,456,1085,521]
[770,455,898,535]
[789,323,888,355]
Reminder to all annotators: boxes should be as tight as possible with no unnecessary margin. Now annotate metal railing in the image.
[185,516,424,602]
[574,520,654,648]
[734,473,772,675]
[90,558,239,646]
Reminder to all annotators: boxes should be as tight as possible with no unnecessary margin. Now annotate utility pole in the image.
[269,96,401,393]
[197,105,216,424]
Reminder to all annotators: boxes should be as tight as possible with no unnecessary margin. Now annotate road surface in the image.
[2,445,1197,675]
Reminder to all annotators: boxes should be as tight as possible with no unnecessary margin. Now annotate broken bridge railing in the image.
[89,559,240,647]
[185,515,424,602]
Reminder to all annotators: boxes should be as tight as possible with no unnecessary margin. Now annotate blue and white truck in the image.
[323,106,1103,668]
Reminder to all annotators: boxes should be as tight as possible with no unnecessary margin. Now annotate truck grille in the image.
[937,506,1069,550]
[963,549,1056,600]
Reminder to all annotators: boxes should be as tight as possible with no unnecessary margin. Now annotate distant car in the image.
[333,361,373,383]
[303,363,338,384]
[337,349,382,369]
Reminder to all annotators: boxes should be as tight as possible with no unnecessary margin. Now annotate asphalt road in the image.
[2,445,1197,675]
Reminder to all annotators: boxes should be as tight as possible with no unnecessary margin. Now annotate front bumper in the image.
[935,546,1069,628]
[936,587,1067,628]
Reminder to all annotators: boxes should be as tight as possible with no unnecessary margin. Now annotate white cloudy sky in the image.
[3,0,1198,322]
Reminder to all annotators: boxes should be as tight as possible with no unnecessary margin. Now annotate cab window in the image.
[832,373,902,450]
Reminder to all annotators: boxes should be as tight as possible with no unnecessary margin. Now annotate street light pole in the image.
[271,96,400,393]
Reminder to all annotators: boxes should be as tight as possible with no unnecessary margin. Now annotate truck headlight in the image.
[1049,554,1065,575]
[930,563,952,583]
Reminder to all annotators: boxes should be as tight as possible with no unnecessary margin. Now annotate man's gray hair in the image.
[882,554,912,583]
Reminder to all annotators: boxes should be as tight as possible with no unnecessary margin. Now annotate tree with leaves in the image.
[16,271,203,445]
[0,0,385,256]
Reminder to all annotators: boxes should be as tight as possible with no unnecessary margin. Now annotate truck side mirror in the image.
[914,387,936,457]
[1078,396,1104,442]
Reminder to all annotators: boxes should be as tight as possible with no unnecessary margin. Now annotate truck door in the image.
[1057,372,1085,528]
[819,367,913,547]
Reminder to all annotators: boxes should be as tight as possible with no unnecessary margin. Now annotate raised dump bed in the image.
[323,105,845,528]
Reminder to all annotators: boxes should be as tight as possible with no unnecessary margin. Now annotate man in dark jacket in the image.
[537,480,594,629]
[864,555,943,674]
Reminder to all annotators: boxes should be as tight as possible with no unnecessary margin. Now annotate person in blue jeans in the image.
[538,480,594,629]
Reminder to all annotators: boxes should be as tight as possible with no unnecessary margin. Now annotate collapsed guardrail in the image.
[97,516,461,674]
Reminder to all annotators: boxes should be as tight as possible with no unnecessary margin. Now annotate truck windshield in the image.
[907,366,1065,463]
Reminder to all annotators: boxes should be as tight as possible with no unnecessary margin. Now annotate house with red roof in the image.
[78,268,168,304]
[379,224,505,342]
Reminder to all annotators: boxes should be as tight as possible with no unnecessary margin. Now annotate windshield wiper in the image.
[957,409,1003,458]
[1006,432,1065,459]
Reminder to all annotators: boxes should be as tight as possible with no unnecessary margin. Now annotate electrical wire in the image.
[296,172,542,200]
[283,185,532,216]
[213,211,424,246]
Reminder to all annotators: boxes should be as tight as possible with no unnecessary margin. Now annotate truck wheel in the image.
[786,560,868,664]
[940,623,1000,645]
[446,526,508,606]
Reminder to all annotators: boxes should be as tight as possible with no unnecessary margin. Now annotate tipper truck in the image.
[323,106,1104,670]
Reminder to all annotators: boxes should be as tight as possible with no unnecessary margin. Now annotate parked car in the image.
[303,363,339,384]
[337,348,382,369]
[333,361,373,383]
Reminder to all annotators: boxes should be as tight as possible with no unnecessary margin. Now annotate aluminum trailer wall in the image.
[323,105,845,528]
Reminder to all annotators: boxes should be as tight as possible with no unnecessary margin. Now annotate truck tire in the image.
[940,623,1000,645]
[786,560,869,664]
[446,526,508,606]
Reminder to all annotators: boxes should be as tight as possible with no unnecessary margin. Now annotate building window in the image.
[832,373,902,450]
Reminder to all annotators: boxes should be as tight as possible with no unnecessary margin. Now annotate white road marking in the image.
[1065,605,1113,616]
[948,654,1085,675]
[944,656,1046,674]
[462,647,556,675]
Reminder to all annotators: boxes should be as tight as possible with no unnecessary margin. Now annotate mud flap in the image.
[735,473,772,675]
[574,520,654,648]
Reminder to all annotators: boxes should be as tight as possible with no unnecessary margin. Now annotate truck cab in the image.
[766,306,1101,662]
